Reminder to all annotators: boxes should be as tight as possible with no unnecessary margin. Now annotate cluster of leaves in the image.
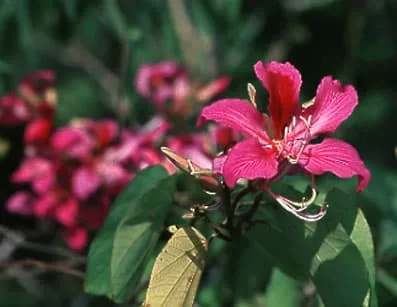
[84,165,376,306]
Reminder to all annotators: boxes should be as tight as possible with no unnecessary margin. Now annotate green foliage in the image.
[85,165,176,302]
[250,188,377,306]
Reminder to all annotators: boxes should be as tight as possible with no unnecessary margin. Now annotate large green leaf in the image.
[250,188,377,306]
[110,171,177,302]
[225,237,273,305]
[84,166,170,296]
[313,189,377,307]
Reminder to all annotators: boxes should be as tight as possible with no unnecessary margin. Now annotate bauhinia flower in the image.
[198,61,371,221]
[135,61,230,118]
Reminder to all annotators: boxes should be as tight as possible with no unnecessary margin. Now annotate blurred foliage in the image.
[1,0,397,306]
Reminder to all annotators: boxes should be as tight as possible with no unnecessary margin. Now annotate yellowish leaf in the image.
[144,226,208,307]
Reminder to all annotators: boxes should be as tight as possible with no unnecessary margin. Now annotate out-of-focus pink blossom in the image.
[6,117,174,250]
[0,70,56,126]
[134,61,230,118]
[0,94,31,125]
[135,62,188,107]
[51,127,95,160]
[11,157,55,194]
[6,192,35,215]
[65,227,88,251]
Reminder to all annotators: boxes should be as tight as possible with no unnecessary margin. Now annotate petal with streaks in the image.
[198,98,269,142]
[223,138,278,187]
[300,138,370,192]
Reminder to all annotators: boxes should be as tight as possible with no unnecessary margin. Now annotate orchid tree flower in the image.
[198,61,371,221]
[135,61,230,118]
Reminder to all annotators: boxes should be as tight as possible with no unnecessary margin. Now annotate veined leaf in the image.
[144,226,208,307]
[85,166,170,296]
[110,173,177,302]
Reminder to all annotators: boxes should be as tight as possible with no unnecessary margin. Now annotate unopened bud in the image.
[161,147,220,194]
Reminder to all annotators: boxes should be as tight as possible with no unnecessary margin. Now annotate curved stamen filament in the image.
[264,175,327,221]
[266,187,317,211]
[285,115,312,164]
[275,197,328,222]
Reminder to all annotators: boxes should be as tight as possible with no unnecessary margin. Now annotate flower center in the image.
[273,114,312,164]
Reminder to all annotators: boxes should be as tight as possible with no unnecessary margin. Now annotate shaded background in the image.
[0,0,396,306]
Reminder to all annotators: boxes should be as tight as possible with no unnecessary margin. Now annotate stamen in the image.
[285,115,312,164]
[271,194,327,221]
[264,180,327,222]
[302,97,315,109]
[267,187,317,210]
[292,116,297,128]
[247,83,257,108]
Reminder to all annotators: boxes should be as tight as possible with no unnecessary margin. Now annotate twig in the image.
[0,259,85,279]
[202,214,232,242]
[236,192,263,232]
[0,225,86,263]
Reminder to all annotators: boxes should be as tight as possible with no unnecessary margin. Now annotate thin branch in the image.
[0,259,85,279]
[0,225,86,263]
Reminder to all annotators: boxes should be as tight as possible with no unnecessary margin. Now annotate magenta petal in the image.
[34,195,57,218]
[254,61,302,139]
[32,172,55,194]
[50,127,94,159]
[65,227,88,251]
[309,76,358,136]
[72,167,101,201]
[222,138,278,187]
[96,161,131,188]
[7,192,35,215]
[212,155,227,175]
[56,197,78,227]
[301,138,371,192]
[134,64,152,97]
[198,98,269,142]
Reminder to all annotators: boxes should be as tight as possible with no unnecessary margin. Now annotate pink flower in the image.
[72,166,101,201]
[24,119,52,144]
[0,70,56,126]
[50,127,95,160]
[198,61,370,193]
[64,226,88,251]
[11,157,55,194]
[135,62,187,106]
[0,94,31,125]
[196,76,231,102]
[6,192,35,215]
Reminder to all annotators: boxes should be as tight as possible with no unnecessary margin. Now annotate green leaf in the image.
[144,226,208,307]
[263,268,300,307]
[313,189,378,307]
[250,187,377,306]
[313,244,370,307]
[110,172,177,302]
[84,165,169,296]
[250,194,350,279]
[225,237,273,304]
